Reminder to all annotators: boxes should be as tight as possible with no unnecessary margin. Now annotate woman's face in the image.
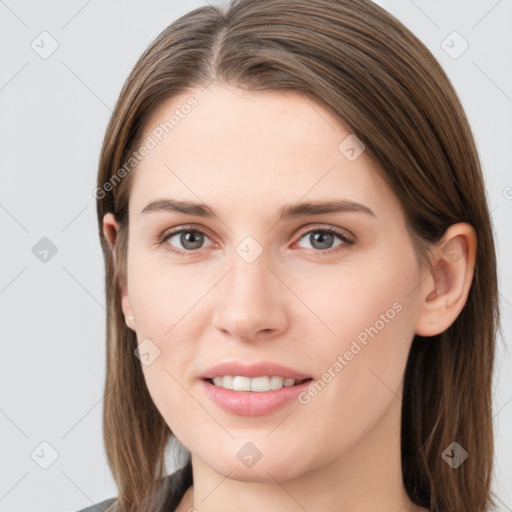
[111,84,428,481]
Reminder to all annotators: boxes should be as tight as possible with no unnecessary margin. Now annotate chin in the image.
[200,448,314,484]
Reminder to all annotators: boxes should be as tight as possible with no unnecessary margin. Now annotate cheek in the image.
[320,238,419,350]
[280,256,419,465]
[127,249,215,340]
[127,254,221,434]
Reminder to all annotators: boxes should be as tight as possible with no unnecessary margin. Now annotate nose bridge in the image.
[226,230,273,299]
[212,242,288,339]
[235,245,269,289]
[226,246,274,314]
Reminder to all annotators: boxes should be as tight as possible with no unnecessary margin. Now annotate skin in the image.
[103,83,476,512]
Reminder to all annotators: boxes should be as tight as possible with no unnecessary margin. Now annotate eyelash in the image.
[156,224,355,257]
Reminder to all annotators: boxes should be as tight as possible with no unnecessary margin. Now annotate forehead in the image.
[128,84,397,221]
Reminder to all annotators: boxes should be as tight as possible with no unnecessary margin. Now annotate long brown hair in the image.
[95,1,500,510]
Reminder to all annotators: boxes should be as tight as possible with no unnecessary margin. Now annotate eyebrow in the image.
[140,198,376,219]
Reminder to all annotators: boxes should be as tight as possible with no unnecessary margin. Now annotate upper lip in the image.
[200,361,312,380]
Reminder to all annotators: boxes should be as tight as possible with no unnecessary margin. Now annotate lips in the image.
[198,361,313,416]
[199,361,312,381]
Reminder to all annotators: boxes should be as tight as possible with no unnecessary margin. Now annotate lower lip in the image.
[199,379,313,416]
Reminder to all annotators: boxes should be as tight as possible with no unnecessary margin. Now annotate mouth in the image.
[204,375,313,392]
[198,361,314,415]
[200,376,314,416]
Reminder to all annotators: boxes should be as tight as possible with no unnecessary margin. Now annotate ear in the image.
[102,213,136,331]
[415,223,477,337]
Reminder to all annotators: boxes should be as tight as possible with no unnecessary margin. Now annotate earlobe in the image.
[415,223,476,337]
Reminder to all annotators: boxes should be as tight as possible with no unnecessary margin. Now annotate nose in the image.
[211,254,290,343]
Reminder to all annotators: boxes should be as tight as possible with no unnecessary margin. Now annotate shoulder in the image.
[73,462,192,512]
[75,496,117,512]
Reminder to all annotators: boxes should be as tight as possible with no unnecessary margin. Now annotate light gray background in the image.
[0,1,511,511]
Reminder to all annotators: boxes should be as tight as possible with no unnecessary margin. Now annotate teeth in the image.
[233,376,251,391]
[222,375,234,389]
[270,376,284,390]
[251,376,270,392]
[211,376,299,392]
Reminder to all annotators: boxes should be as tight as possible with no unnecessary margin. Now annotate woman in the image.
[84,0,499,510]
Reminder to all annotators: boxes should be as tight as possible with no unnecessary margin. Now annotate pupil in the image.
[312,232,333,250]
[182,231,203,250]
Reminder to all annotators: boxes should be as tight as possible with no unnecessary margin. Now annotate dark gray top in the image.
[75,496,116,512]
[75,463,192,512]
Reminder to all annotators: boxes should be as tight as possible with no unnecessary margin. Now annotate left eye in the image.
[159,227,353,255]
[295,228,353,252]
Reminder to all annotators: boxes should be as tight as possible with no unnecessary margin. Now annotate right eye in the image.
[158,227,215,256]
